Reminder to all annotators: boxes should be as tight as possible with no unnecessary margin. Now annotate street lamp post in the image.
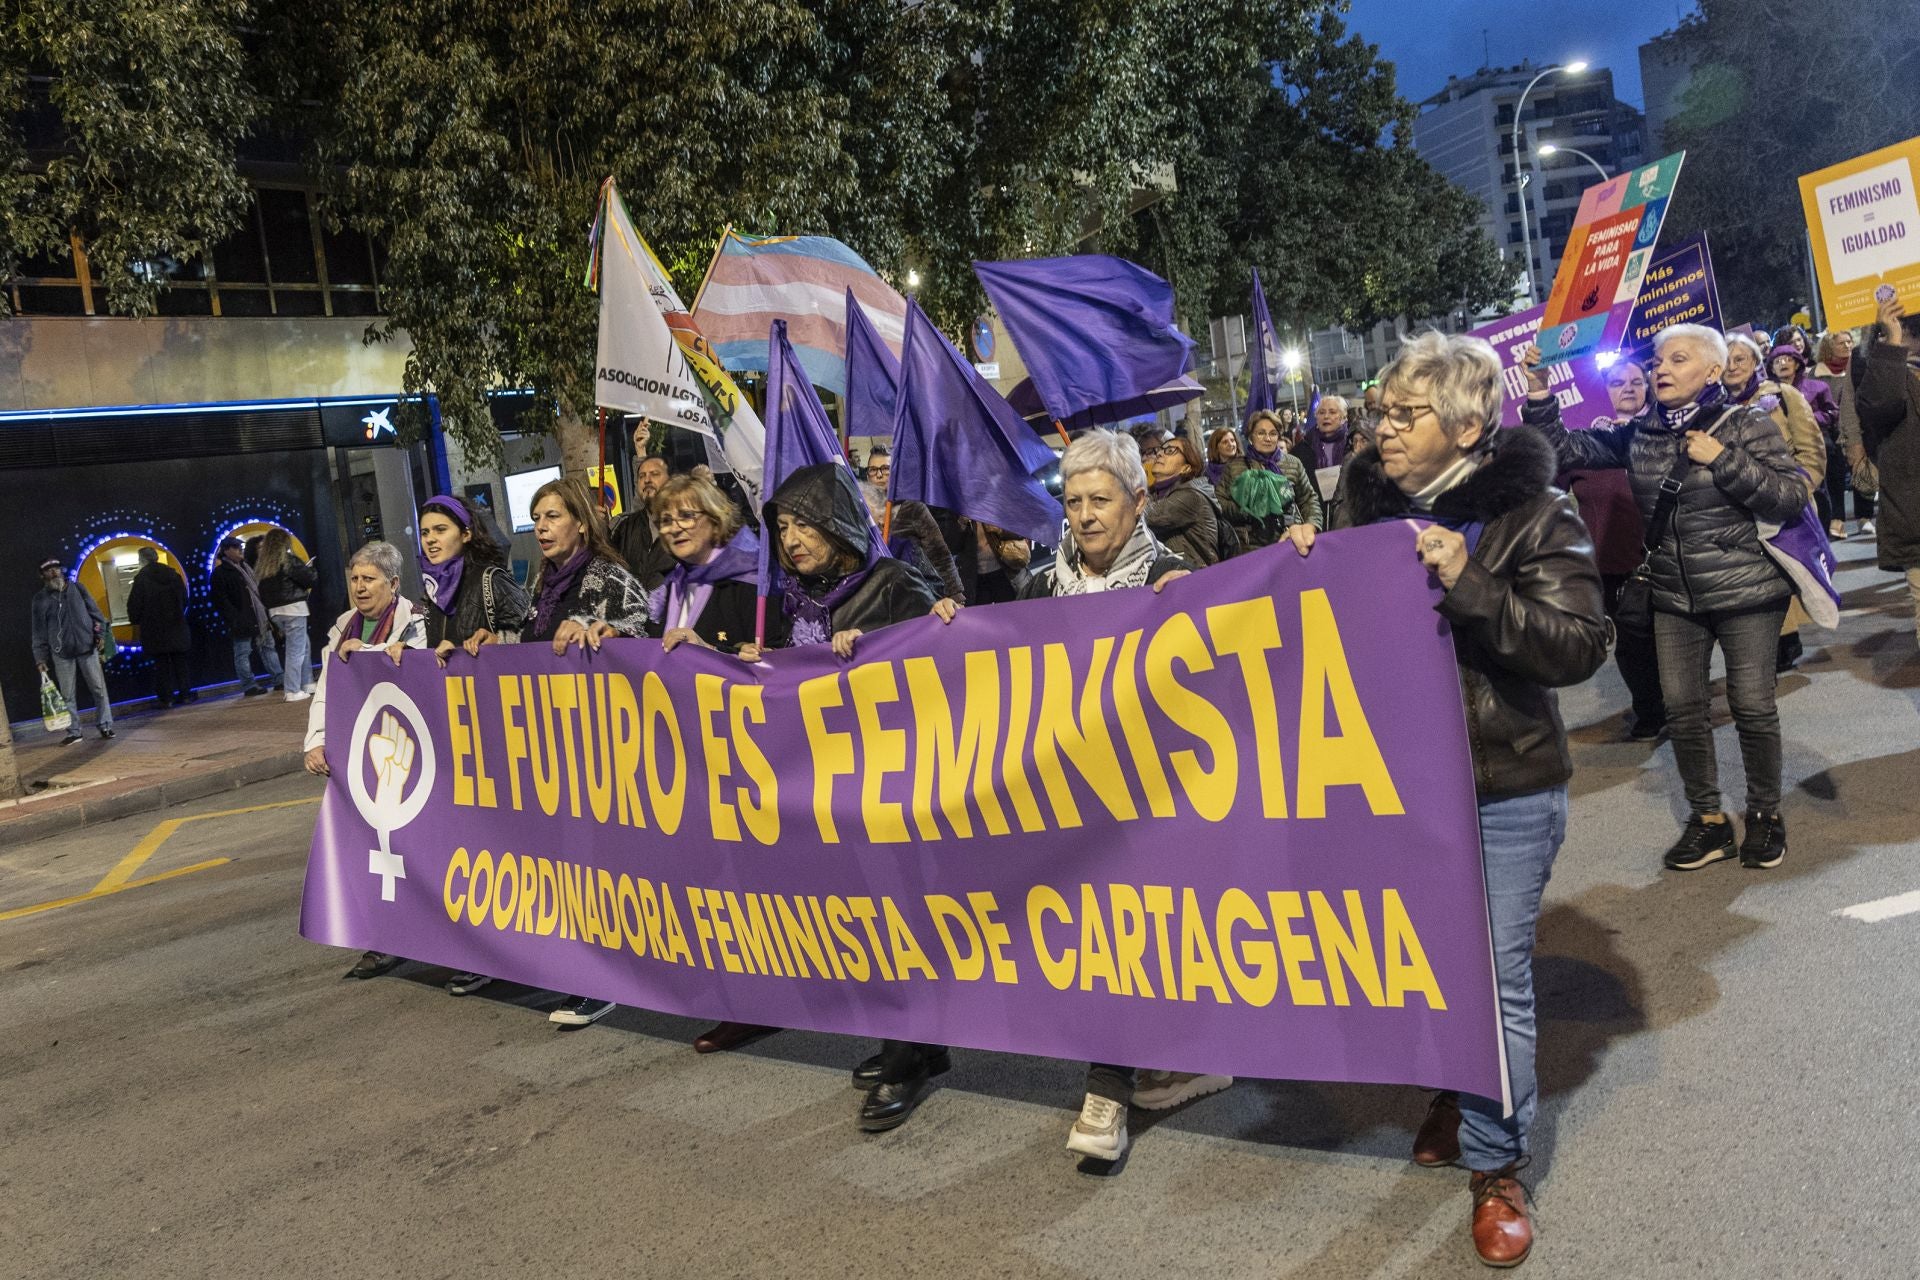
[1511,59,1588,305]
[1538,143,1610,183]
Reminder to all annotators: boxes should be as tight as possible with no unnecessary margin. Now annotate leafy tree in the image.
[1659,0,1920,324]
[0,0,258,316]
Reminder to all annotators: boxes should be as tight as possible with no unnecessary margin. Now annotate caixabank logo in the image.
[347,683,437,903]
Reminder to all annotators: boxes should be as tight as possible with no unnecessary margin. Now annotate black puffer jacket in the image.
[1857,341,1920,572]
[1523,394,1804,615]
[764,464,938,644]
[1339,427,1609,799]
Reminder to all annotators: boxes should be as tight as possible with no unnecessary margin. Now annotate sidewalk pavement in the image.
[1,687,315,849]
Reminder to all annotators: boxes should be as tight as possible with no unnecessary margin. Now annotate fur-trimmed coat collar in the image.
[1341,426,1559,528]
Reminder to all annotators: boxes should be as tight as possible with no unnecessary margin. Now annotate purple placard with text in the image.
[1473,305,1616,430]
[301,525,1507,1103]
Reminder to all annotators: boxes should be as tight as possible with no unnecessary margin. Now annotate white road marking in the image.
[1836,890,1920,923]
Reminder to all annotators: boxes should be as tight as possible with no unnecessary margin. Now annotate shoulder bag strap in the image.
[1642,444,1694,556]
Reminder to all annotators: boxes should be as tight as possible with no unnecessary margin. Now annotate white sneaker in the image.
[1066,1092,1128,1161]
[1861,519,1877,536]
[285,689,311,702]
[1131,1070,1233,1111]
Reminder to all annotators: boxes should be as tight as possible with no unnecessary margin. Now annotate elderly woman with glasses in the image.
[1140,428,1225,566]
[1008,430,1199,1165]
[1525,324,1807,877]
[302,540,431,981]
[1289,330,1608,1267]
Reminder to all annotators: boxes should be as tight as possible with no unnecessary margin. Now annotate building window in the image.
[257,187,319,284]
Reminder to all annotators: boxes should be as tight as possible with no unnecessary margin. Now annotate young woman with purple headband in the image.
[415,494,529,998]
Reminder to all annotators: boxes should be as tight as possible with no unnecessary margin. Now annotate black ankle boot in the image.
[1740,811,1786,869]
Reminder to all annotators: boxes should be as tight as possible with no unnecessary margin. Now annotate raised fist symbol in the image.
[367,710,416,806]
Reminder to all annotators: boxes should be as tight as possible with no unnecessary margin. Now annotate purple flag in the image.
[843,288,900,445]
[1246,268,1279,422]
[974,254,1195,430]
[760,319,887,602]
[887,300,1064,547]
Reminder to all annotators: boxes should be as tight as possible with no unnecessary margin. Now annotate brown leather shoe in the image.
[1412,1090,1462,1167]
[1469,1165,1533,1268]
[693,1021,776,1054]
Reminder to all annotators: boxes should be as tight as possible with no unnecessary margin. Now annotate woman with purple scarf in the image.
[524,476,650,1029]
[415,495,529,999]
[736,463,956,1134]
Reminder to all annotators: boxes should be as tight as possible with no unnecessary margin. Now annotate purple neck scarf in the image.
[1310,429,1348,470]
[649,527,761,626]
[1660,380,1727,432]
[781,566,871,648]
[1246,443,1288,472]
[1149,474,1183,497]
[1204,461,1228,487]
[531,545,591,637]
[419,495,472,612]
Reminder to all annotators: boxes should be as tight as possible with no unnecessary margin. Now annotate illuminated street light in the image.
[1512,59,1591,305]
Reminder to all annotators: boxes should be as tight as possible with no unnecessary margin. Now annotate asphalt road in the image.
[3,546,1918,1280]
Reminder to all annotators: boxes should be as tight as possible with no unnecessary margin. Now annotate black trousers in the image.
[1603,575,1665,728]
[150,651,192,702]
[876,1040,947,1083]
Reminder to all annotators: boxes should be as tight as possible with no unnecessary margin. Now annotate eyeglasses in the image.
[1144,443,1181,458]
[1375,401,1435,432]
[660,510,710,530]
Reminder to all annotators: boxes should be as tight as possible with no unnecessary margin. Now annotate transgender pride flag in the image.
[691,231,908,395]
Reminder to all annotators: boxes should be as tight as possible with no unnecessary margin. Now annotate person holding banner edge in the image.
[1523,325,1807,873]
[302,541,429,980]
[1287,330,1607,1268]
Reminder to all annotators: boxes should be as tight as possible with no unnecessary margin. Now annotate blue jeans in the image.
[273,614,312,691]
[50,651,112,733]
[1458,785,1567,1172]
[231,634,283,689]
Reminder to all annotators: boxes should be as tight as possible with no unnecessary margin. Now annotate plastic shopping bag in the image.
[40,671,71,734]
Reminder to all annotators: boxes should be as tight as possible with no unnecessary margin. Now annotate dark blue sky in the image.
[1343,0,1693,110]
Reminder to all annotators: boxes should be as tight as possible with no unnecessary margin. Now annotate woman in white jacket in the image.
[301,540,428,980]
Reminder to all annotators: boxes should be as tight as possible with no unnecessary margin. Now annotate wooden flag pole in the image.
[882,500,893,544]
[596,407,608,508]
[689,222,733,315]
[1053,418,1071,448]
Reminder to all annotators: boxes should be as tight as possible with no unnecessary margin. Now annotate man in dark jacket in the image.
[32,558,115,741]
[125,547,194,707]
[1301,331,1606,1268]
[610,451,678,592]
[1857,295,1920,642]
[210,536,282,696]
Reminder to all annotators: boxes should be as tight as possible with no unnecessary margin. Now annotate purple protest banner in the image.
[1472,305,1616,430]
[301,524,1506,1103]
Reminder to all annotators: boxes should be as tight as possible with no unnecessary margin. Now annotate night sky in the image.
[1343,0,1694,110]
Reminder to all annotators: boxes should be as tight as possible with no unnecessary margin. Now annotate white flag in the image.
[594,185,716,435]
[594,181,765,508]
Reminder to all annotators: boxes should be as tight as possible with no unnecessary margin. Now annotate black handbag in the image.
[1616,438,1704,629]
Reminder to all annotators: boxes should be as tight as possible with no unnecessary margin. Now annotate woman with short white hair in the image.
[1014,429,1197,1163]
[1525,322,1807,873]
[302,540,429,981]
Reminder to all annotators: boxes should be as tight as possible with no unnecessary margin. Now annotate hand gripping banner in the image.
[301,524,1508,1105]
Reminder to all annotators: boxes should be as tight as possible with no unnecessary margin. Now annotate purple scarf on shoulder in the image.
[531,545,591,638]
[648,527,760,627]
[781,567,871,648]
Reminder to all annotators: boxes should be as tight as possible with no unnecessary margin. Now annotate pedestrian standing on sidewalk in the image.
[31,557,115,742]
[1524,325,1806,872]
[1310,329,1607,1268]
[303,540,428,980]
[125,547,194,708]
[1856,295,1920,643]
[254,528,318,702]
[211,536,283,697]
